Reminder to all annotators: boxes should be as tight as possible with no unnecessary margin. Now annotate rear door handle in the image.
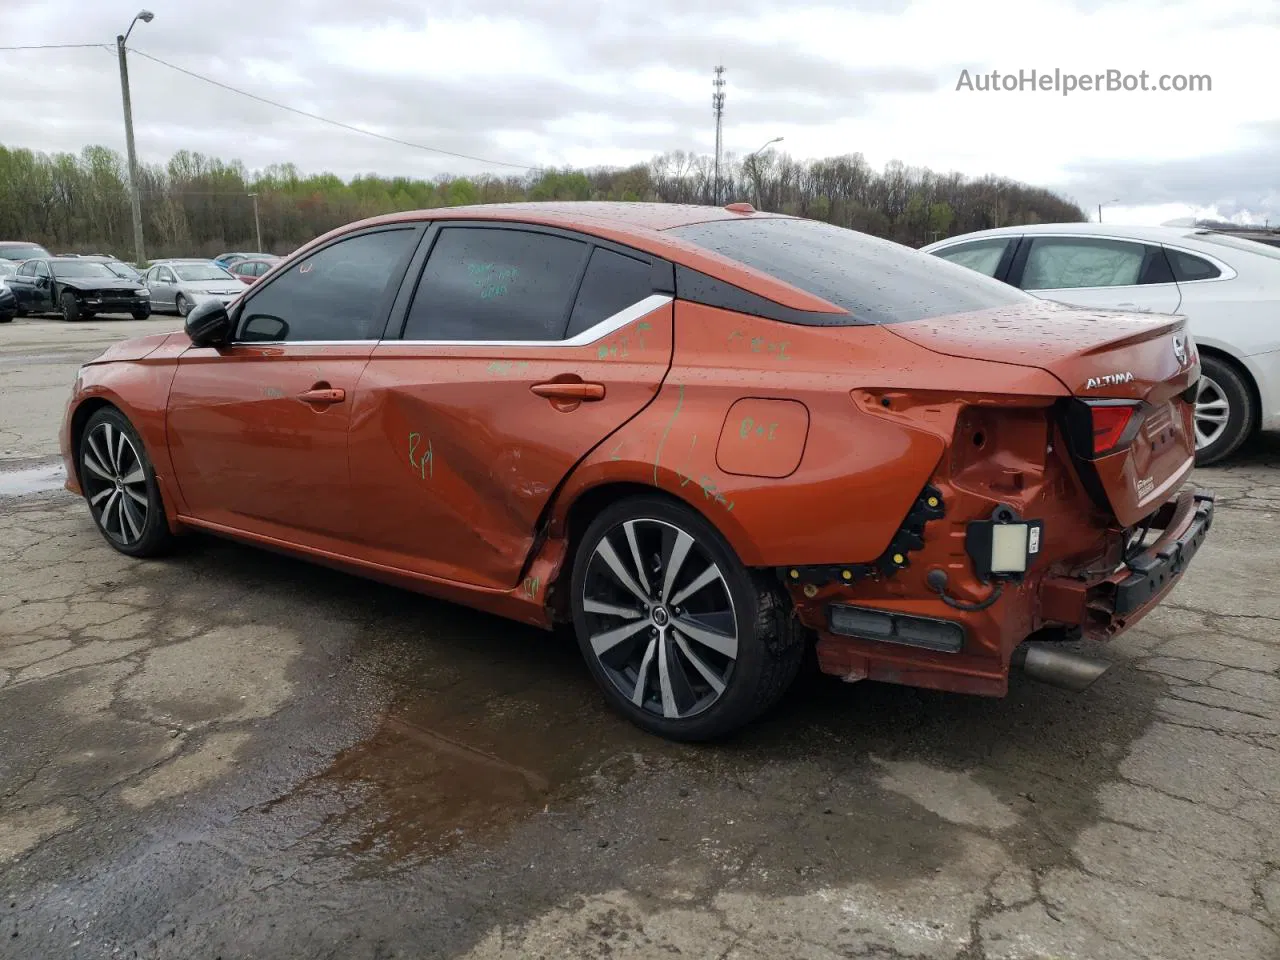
[298,387,346,404]
[530,381,605,401]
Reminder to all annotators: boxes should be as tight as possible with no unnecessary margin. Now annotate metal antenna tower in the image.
[712,65,725,205]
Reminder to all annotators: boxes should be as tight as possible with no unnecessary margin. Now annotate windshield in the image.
[51,261,118,279]
[1194,232,1280,261]
[106,262,141,279]
[174,264,235,281]
[667,217,1034,324]
[0,243,50,261]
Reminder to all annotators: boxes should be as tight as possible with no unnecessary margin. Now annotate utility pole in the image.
[1098,198,1119,223]
[249,192,262,251]
[712,66,726,205]
[117,10,154,266]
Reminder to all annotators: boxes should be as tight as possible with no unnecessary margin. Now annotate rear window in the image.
[667,217,1033,324]
[0,243,50,261]
[1192,232,1280,262]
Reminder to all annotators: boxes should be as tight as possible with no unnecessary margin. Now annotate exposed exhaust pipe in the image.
[1013,642,1112,692]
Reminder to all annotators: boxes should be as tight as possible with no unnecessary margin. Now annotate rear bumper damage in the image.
[806,487,1214,697]
[1040,487,1213,634]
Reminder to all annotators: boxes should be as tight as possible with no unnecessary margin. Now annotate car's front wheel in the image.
[79,407,176,557]
[570,495,804,741]
[175,294,191,317]
[131,307,151,321]
[60,290,82,322]
[1194,355,1254,465]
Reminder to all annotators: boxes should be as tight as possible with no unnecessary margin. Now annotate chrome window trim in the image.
[229,293,673,349]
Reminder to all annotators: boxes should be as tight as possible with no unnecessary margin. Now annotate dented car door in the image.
[347,222,674,589]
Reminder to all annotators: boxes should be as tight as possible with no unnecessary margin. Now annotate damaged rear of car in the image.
[663,214,1212,701]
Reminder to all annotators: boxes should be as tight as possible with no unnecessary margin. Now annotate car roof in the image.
[297,202,841,312]
[920,222,1252,248]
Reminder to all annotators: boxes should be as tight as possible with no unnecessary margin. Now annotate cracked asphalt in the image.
[2,316,1278,960]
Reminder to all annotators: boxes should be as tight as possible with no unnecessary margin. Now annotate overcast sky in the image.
[3,0,1277,225]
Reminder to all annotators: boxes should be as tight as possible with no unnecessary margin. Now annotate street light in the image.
[744,136,783,209]
[117,10,154,266]
[1098,198,1120,223]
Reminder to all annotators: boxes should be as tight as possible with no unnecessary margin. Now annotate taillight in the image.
[1087,400,1144,456]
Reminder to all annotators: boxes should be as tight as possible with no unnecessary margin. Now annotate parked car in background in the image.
[59,202,1211,741]
[0,241,52,262]
[143,259,245,316]
[0,262,17,322]
[73,255,145,283]
[226,256,280,285]
[7,257,150,321]
[921,223,1280,465]
[214,251,272,268]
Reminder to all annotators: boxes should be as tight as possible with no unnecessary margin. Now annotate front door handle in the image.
[298,386,346,404]
[530,381,605,401]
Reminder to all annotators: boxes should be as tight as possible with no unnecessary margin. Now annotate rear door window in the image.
[402,227,589,341]
[565,247,654,338]
[1020,237,1150,289]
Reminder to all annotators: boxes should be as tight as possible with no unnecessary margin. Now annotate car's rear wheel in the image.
[570,496,804,741]
[79,407,175,557]
[60,290,82,322]
[175,294,191,317]
[1194,355,1254,466]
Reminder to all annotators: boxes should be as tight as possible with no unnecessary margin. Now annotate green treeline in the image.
[0,143,1084,261]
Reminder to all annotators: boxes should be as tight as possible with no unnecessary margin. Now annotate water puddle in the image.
[260,630,673,873]
[0,462,67,497]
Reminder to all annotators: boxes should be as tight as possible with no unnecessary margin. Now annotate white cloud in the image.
[0,0,1275,219]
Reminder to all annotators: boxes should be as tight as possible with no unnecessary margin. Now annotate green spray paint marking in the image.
[408,432,434,479]
[739,418,778,441]
[487,360,531,375]
[522,575,540,599]
[652,383,684,484]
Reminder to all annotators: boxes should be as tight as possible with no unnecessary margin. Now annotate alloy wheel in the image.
[82,422,149,546]
[1194,375,1230,450]
[581,518,738,720]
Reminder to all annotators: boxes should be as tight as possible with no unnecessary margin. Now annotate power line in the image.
[0,43,109,51]
[128,48,537,172]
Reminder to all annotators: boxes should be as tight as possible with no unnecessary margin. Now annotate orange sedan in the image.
[60,202,1214,740]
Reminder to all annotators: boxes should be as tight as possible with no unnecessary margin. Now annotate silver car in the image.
[144,260,245,316]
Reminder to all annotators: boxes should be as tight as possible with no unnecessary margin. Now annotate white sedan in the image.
[921,223,1280,464]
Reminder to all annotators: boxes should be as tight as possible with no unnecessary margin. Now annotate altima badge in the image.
[1085,371,1134,390]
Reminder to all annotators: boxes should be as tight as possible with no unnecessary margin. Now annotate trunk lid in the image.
[889,301,1200,526]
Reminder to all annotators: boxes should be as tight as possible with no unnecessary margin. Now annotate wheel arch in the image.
[1196,343,1262,436]
[68,391,184,533]
[541,474,758,623]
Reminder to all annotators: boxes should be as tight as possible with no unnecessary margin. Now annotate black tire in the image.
[79,406,176,558]
[0,314,12,324]
[131,308,151,320]
[175,294,190,317]
[570,495,804,741]
[14,307,25,318]
[59,290,82,322]
[1194,355,1254,466]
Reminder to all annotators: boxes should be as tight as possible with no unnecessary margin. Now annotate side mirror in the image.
[185,299,233,347]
